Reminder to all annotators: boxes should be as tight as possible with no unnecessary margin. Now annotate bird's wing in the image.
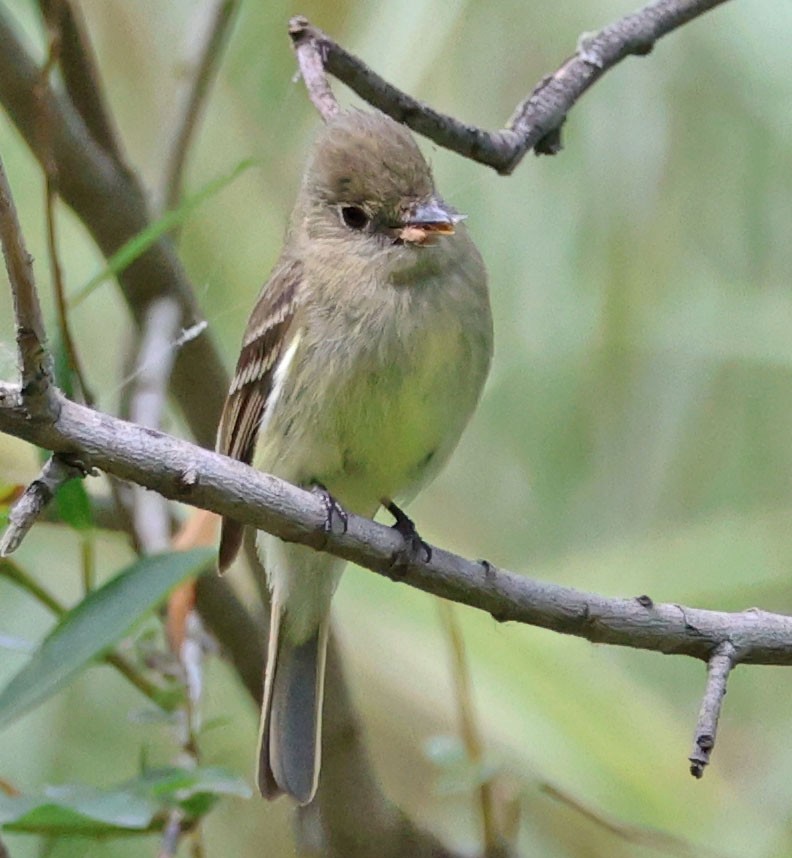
[216,257,302,572]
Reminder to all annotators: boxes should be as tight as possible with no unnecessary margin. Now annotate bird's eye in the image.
[340,206,369,231]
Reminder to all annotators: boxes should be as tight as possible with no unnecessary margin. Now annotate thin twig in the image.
[191,833,206,858]
[289,0,731,173]
[168,608,208,856]
[36,7,95,405]
[289,16,340,122]
[0,455,85,556]
[80,531,95,592]
[157,510,212,858]
[288,15,504,156]
[438,601,506,858]
[158,809,186,858]
[0,557,63,614]
[45,180,94,404]
[541,783,730,858]
[689,641,737,778]
[160,0,240,212]
[0,156,54,413]
[129,296,182,555]
[104,651,177,709]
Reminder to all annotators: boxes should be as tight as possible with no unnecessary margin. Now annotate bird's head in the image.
[299,111,464,255]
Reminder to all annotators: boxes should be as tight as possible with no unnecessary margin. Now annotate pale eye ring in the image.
[340,205,369,231]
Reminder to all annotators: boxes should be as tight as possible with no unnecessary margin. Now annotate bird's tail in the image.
[257,602,329,804]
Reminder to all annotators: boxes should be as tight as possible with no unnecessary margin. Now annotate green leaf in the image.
[0,767,251,836]
[0,483,22,529]
[54,479,93,532]
[0,549,212,728]
[142,765,252,803]
[145,766,252,819]
[71,159,256,306]
[0,786,158,835]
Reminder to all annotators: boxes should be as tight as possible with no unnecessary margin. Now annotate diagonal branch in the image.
[160,0,241,213]
[2,383,792,670]
[0,157,54,415]
[37,0,123,161]
[0,454,85,556]
[0,8,227,446]
[289,0,731,173]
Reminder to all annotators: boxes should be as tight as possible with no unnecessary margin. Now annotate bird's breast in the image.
[255,263,491,514]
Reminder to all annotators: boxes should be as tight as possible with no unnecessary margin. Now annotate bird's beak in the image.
[398,199,466,246]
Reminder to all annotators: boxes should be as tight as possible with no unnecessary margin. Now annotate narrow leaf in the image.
[0,767,250,836]
[71,159,256,306]
[0,787,157,835]
[0,549,212,728]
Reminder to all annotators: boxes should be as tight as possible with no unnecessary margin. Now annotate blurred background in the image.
[2,0,792,855]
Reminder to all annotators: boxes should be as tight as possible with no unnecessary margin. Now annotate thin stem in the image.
[104,651,176,710]
[438,600,502,856]
[80,532,95,593]
[161,0,240,212]
[0,157,53,412]
[45,182,94,405]
[129,296,181,555]
[0,557,65,615]
[36,6,95,406]
[190,828,206,858]
[157,809,186,858]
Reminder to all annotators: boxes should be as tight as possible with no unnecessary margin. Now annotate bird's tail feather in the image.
[257,604,328,804]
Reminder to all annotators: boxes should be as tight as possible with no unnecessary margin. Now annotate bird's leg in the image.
[310,483,348,534]
[384,500,432,563]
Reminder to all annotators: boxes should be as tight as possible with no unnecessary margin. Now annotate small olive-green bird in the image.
[216,110,492,804]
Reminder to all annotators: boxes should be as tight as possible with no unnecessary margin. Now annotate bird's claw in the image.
[386,501,432,564]
[312,484,348,534]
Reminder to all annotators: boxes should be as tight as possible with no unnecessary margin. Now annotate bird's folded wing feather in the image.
[216,257,302,572]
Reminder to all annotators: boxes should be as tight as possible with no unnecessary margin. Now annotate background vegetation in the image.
[2,1,792,856]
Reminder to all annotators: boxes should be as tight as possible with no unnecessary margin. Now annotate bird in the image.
[216,109,493,804]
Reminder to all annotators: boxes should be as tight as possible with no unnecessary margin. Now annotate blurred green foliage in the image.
[2,1,792,856]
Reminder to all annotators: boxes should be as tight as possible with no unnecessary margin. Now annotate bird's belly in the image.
[256,318,481,515]
[333,358,459,505]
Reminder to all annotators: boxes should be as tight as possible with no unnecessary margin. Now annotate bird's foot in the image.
[311,483,348,534]
[385,500,432,564]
